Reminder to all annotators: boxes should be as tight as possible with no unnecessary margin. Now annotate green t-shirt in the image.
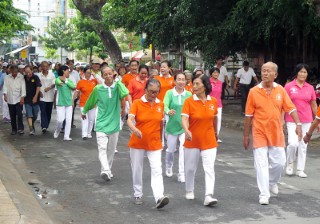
[82,81,128,134]
[163,88,192,135]
[55,78,75,106]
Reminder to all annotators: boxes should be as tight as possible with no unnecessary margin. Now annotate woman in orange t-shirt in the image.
[127,78,169,209]
[181,74,219,207]
[74,67,97,139]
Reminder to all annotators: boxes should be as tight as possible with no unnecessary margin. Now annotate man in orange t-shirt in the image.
[243,62,302,205]
[121,60,139,88]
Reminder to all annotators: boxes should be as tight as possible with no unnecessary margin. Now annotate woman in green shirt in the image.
[163,73,192,182]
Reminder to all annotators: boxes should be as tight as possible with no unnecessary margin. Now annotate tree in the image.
[39,16,75,62]
[72,0,122,63]
[0,0,33,41]
[44,47,59,61]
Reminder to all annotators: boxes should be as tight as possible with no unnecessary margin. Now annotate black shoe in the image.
[11,131,17,135]
[155,196,169,209]
[82,137,87,140]
[101,173,111,182]
[42,128,47,133]
[60,129,64,133]
[71,124,76,128]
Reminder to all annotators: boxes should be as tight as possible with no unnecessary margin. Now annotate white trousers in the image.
[2,94,10,119]
[55,106,72,139]
[130,148,164,202]
[96,132,119,175]
[253,147,286,199]
[217,107,222,136]
[165,133,185,177]
[286,122,311,171]
[80,107,96,138]
[184,148,217,196]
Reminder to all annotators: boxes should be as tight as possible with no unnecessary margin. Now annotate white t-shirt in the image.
[217,66,228,83]
[37,72,56,102]
[236,67,256,85]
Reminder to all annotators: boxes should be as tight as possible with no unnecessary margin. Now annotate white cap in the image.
[92,58,100,64]
[18,64,25,69]
[2,62,8,67]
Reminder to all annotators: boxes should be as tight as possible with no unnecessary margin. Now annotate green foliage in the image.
[113,30,142,52]
[39,16,75,51]
[0,0,33,41]
[44,47,59,60]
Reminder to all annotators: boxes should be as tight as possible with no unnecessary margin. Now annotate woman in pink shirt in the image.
[284,63,317,178]
[209,67,223,143]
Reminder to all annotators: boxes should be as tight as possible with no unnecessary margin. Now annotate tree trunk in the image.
[72,0,122,64]
[89,46,93,61]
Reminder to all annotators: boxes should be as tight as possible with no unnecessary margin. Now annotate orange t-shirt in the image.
[185,83,193,93]
[181,95,218,150]
[76,79,98,107]
[121,73,137,87]
[316,106,320,119]
[127,77,147,101]
[128,96,164,150]
[246,83,296,149]
[155,75,175,101]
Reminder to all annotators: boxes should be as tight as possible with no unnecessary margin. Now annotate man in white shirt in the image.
[233,61,259,114]
[67,59,80,128]
[38,61,56,133]
[215,56,229,99]
[3,65,26,135]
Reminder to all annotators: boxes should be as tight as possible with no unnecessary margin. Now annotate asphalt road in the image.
[1,110,320,224]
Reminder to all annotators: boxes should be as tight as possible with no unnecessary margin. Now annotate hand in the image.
[243,135,250,150]
[19,98,24,106]
[4,95,7,102]
[295,125,302,141]
[32,96,37,104]
[303,134,311,144]
[133,128,142,139]
[185,130,192,141]
[81,114,87,120]
[167,109,176,116]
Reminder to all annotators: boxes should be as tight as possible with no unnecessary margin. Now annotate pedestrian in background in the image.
[82,66,128,182]
[3,65,26,135]
[74,67,97,140]
[233,61,259,115]
[183,70,193,93]
[164,73,192,182]
[155,60,175,101]
[24,66,41,135]
[284,63,317,178]
[243,62,302,205]
[127,78,169,208]
[181,74,219,207]
[209,67,223,143]
[127,65,149,107]
[38,61,55,133]
[1,63,11,123]
[215,56,229,99]
[53,65,75,141]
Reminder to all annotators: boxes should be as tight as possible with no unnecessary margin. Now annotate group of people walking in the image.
[0,58,319,209]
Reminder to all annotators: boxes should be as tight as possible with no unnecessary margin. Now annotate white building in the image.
[12,0,75,63]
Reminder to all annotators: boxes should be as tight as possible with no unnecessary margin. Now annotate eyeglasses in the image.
[146,89,159,95]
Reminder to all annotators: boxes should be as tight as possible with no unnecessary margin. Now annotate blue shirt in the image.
[0,72,5,90]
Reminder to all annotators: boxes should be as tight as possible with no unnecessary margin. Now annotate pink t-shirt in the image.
[284,79,316,123]
[209,78,223,108]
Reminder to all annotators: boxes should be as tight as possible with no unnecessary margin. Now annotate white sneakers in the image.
[259,197,269,205]
[203,195,218,206]
[286,163,293,176]
[53,131,59,138]
[270,184,279,195]
[296,170,307,178]
[185,191,195,200]
[166,167,173,177]
[178,175,185,183]
[217,139,222,143]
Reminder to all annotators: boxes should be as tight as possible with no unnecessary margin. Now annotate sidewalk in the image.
[0,132,56,224]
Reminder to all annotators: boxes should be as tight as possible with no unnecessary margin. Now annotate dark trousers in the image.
[221,82,227,100]
[39,101,53,129]
[8,103,24,131]
[240,84,251,113]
